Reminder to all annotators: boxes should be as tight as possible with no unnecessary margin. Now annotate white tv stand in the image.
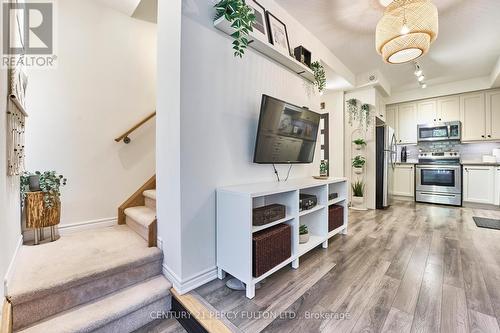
[216,177,349,299]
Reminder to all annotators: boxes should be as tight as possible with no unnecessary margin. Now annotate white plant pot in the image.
[352,196,364,206]
[354,167,363,174]
[299,233,310,244]
[355,144,364,150]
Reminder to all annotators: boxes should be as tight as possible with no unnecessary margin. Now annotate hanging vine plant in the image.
[360,104,372,130]
[310,61,326,93]
[346,99,372,131]
[214,0,256,58]
[346,98,359,126]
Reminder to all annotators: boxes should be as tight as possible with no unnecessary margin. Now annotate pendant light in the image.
[376,0,438,64]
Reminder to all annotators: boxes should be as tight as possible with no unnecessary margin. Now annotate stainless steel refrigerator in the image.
[376,125,397,209]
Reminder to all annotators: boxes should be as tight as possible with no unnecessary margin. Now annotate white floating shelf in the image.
[252,215,295,233]
[298,234,324,256]
[214,17,315,83]
[299,204,325,217]
[328,197,346,206]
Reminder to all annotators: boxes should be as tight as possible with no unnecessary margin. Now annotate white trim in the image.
[162,264,217,295]
[4,235,23,296]
[23,217,117,241]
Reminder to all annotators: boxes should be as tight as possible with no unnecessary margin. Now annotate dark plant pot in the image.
[29,175,41,191]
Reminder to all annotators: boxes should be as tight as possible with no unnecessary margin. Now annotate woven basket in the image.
[252,224,291,277]
[328,205,344,232]
[252,204,286,226]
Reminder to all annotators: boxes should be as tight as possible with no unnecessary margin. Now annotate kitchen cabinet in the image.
[386,105,397,129]
[463,165,495,204]
[486,89,500,140]
[393,164,415,197]
[376,91,386,121]
[397,103,417,144]
[495,167,500,206]
[417,100,437,125]
[460,92,486,141]
[437,96,460,122]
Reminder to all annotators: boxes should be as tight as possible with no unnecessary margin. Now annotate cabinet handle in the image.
[488,135,491,138]
[439,118,442,121]
[433,119,436,122]
[481,135,485,138]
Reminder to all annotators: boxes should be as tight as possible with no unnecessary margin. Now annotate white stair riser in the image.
[144,197,156,210]
[126,216,149,243]
[12,260,162,331]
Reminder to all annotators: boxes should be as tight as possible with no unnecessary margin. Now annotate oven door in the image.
[417,124,449,142]
[416,164,462,194]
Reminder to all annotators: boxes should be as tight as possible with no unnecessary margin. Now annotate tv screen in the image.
[253,95,321,164]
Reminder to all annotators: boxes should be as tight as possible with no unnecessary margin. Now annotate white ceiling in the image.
[275,0,500,91]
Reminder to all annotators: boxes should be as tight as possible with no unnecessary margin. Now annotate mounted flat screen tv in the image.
[254,95,321,164]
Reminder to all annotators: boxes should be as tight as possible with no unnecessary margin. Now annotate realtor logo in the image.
[3,2,53,54]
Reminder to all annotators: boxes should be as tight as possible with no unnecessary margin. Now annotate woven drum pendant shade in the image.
[376,0,438,64]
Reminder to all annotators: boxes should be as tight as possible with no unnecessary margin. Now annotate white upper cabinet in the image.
[397,103,417,144]
[386,105,397,128]
[460,92,486,142]
[486,89,500,140]
[437,96,460,122]
[417,100,437,125]
[376,91,386,121]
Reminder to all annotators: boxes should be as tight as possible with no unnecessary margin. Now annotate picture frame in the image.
[246,0,269,44]
[266,12,291,56]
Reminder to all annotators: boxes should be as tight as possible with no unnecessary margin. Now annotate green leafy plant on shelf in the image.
[352,155,366,168]
[310,61,326,93]
[299,224,309,235]
[352,180,365,197]
[21,171,67,208]
[353,138,366,146]
[214,0,256,58]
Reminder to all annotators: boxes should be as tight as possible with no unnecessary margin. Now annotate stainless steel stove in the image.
[415,151,462,206]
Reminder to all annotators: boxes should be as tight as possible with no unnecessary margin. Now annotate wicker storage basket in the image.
[252,224,291,277]
[328,205,344,232]
[252,204,286,226]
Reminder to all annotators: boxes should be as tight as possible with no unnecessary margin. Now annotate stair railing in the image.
[114,111,156,144]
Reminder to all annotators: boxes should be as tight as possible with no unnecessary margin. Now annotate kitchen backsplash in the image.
[397,142,500,162]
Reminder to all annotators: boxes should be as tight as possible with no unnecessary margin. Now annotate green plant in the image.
[352,155,366,168]
[21,171,67,208]
[352,181,365,197]
[299,224,309,235]
[346,98,358,126]
[353,138,366,146]
[346,99,372,130]
[310,61,326,93]
[214,0,256,58]
[360,103,372,129]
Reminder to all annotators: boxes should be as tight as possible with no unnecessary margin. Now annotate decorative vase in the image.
[354,166,363,174]
[352,196,364,206]
[299,233,310,244]
[29,175,41,191]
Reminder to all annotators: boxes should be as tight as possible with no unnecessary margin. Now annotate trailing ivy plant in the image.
[346,98,359,126]
[346,99,372,131]
[214,0,256,58]
[360,103,372,130]
[21,171,67,209]
[310,61,326,93]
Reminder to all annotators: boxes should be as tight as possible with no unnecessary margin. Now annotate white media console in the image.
[216,177,349,299]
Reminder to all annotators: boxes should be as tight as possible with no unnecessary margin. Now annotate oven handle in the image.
[416,165,462,171]
[419,192,458,198]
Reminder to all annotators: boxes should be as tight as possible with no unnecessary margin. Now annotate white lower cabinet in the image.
[495,167,500,206]
[463,165,496,204]
[393,164,415,197]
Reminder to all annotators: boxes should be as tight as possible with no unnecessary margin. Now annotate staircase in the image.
[6,177,172,333]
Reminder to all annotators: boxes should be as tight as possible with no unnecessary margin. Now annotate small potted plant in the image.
[299,224,309,244]
[353,138,366,150]
[351,181,365,207]
[352,155,366,174]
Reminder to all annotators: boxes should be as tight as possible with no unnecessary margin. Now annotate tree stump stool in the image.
[25,192,61,245]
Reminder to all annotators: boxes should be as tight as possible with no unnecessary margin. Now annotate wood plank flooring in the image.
[194,201,500,333]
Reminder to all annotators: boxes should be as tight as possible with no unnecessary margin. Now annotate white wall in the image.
[24,0,157,229]
[0,2,22,307]
[321,91,344,177]
[159,0,351,290]
[344,88,377,210]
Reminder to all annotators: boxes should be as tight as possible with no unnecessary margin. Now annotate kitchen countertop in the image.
[461,161,500,166]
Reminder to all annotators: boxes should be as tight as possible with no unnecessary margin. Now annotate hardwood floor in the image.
[195,200,500,333]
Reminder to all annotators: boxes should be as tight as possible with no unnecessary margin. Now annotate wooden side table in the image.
[25,192,61,245]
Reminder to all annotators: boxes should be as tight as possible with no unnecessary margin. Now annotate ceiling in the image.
[275,0,500,92]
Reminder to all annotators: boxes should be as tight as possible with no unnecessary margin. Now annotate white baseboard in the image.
[23,217,117,241]
[162,264,218,295]
[4,235,23,296]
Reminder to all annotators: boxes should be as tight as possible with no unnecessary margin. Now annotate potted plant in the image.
[310,61,326,93]
[351,181,365,207]
[299,224,309,244]
[353,138,366,150]
[21,171,67,209]
[352,155,366,174]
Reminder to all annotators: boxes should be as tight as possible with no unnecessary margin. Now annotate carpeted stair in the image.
[7,225,171,333]
[124,190,157,247]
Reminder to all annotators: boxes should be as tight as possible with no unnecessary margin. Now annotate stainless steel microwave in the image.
[417,121,461,142]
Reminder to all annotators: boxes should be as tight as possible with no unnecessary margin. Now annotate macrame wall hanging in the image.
[6,0,28,176]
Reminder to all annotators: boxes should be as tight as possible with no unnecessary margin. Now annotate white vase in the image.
[299,233,310,244]
[354,166,363,174]
[352,196,364,206]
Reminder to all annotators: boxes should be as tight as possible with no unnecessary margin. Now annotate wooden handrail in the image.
[115,111,156,144]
